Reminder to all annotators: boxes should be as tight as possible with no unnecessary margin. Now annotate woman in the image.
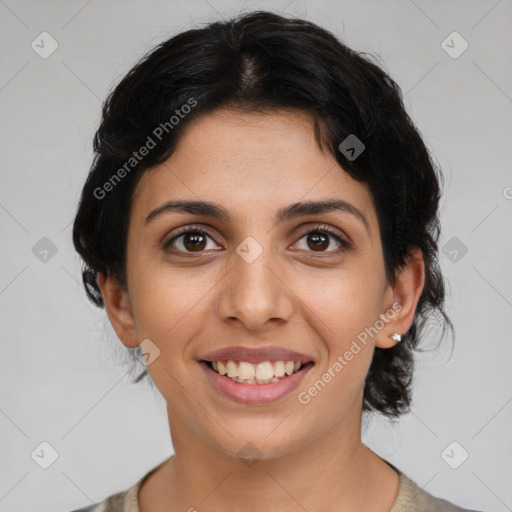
[71,10,482,512]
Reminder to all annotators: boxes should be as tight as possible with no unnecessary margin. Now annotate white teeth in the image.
[226,360,238,378]
[209,359,305,384]
[217,361,227,375]
[274,361,285,377]
[238,362,255,380]
[255,361,274,380]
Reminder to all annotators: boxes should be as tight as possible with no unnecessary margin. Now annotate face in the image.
[101,108,417,460]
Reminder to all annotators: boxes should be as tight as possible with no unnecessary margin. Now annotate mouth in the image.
[200,359,314,404]
[198,346,315,404]
[201,359,314,385]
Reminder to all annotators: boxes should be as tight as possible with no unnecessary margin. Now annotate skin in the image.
[98,108,425,512]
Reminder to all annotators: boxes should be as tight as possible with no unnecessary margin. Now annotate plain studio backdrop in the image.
[1,1,511,511]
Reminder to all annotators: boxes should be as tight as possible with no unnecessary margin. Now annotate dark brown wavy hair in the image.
[72,10,453,418]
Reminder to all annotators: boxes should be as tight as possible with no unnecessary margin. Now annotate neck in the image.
[139,404,399,512]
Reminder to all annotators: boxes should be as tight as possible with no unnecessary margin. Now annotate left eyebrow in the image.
[144,198,369,233]
[275,199,369,233]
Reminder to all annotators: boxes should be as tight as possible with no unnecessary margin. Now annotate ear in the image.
[375,247,425,349]
[97,272,139,348]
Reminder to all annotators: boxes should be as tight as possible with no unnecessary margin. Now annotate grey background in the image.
[1,1,511,510]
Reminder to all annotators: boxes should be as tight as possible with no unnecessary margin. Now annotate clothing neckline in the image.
[127,454,410,512]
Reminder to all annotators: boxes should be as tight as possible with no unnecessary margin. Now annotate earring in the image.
[390,333,402,343]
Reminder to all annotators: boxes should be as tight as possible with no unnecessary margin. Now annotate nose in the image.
[215,240,294,332]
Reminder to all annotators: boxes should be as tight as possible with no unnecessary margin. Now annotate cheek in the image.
[127,259,211,356]
[295,265,386,400]
[128,272,207,400]
[294,273,380,418]
[298,264,386,342]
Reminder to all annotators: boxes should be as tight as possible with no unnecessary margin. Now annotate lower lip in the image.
[200,362,314,404]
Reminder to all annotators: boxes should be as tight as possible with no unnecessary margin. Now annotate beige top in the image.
[70,456,482,512]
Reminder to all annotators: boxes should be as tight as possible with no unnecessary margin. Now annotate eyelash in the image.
[163,223,351,257]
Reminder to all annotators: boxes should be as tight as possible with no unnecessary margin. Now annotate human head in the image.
[72,10,451,420]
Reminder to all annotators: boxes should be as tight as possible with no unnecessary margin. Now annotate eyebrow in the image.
[144,198,370,233]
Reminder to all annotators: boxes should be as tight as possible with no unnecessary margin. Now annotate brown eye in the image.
[306,232,330,251]
[164,229,220,254]
[294,225,350,255]
[181,232,208,251]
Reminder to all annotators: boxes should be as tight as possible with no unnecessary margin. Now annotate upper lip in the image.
[200,346,314,364]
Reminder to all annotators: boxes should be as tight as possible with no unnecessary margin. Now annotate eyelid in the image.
[163,222,351,254]
[163,224,220,249]
[293,223,351,252]
[295,223,349,242]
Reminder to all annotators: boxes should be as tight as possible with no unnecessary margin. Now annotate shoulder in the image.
[391,466,484,512]
[68,487,133,512]
[67,456,172,512]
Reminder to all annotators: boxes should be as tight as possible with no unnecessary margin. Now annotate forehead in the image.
[131,108,376,227]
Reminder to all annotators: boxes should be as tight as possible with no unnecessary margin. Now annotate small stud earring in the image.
[390,333,402,343]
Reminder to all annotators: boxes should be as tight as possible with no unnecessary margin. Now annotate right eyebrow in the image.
[145,200,230,225]
[144,198,369,233]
